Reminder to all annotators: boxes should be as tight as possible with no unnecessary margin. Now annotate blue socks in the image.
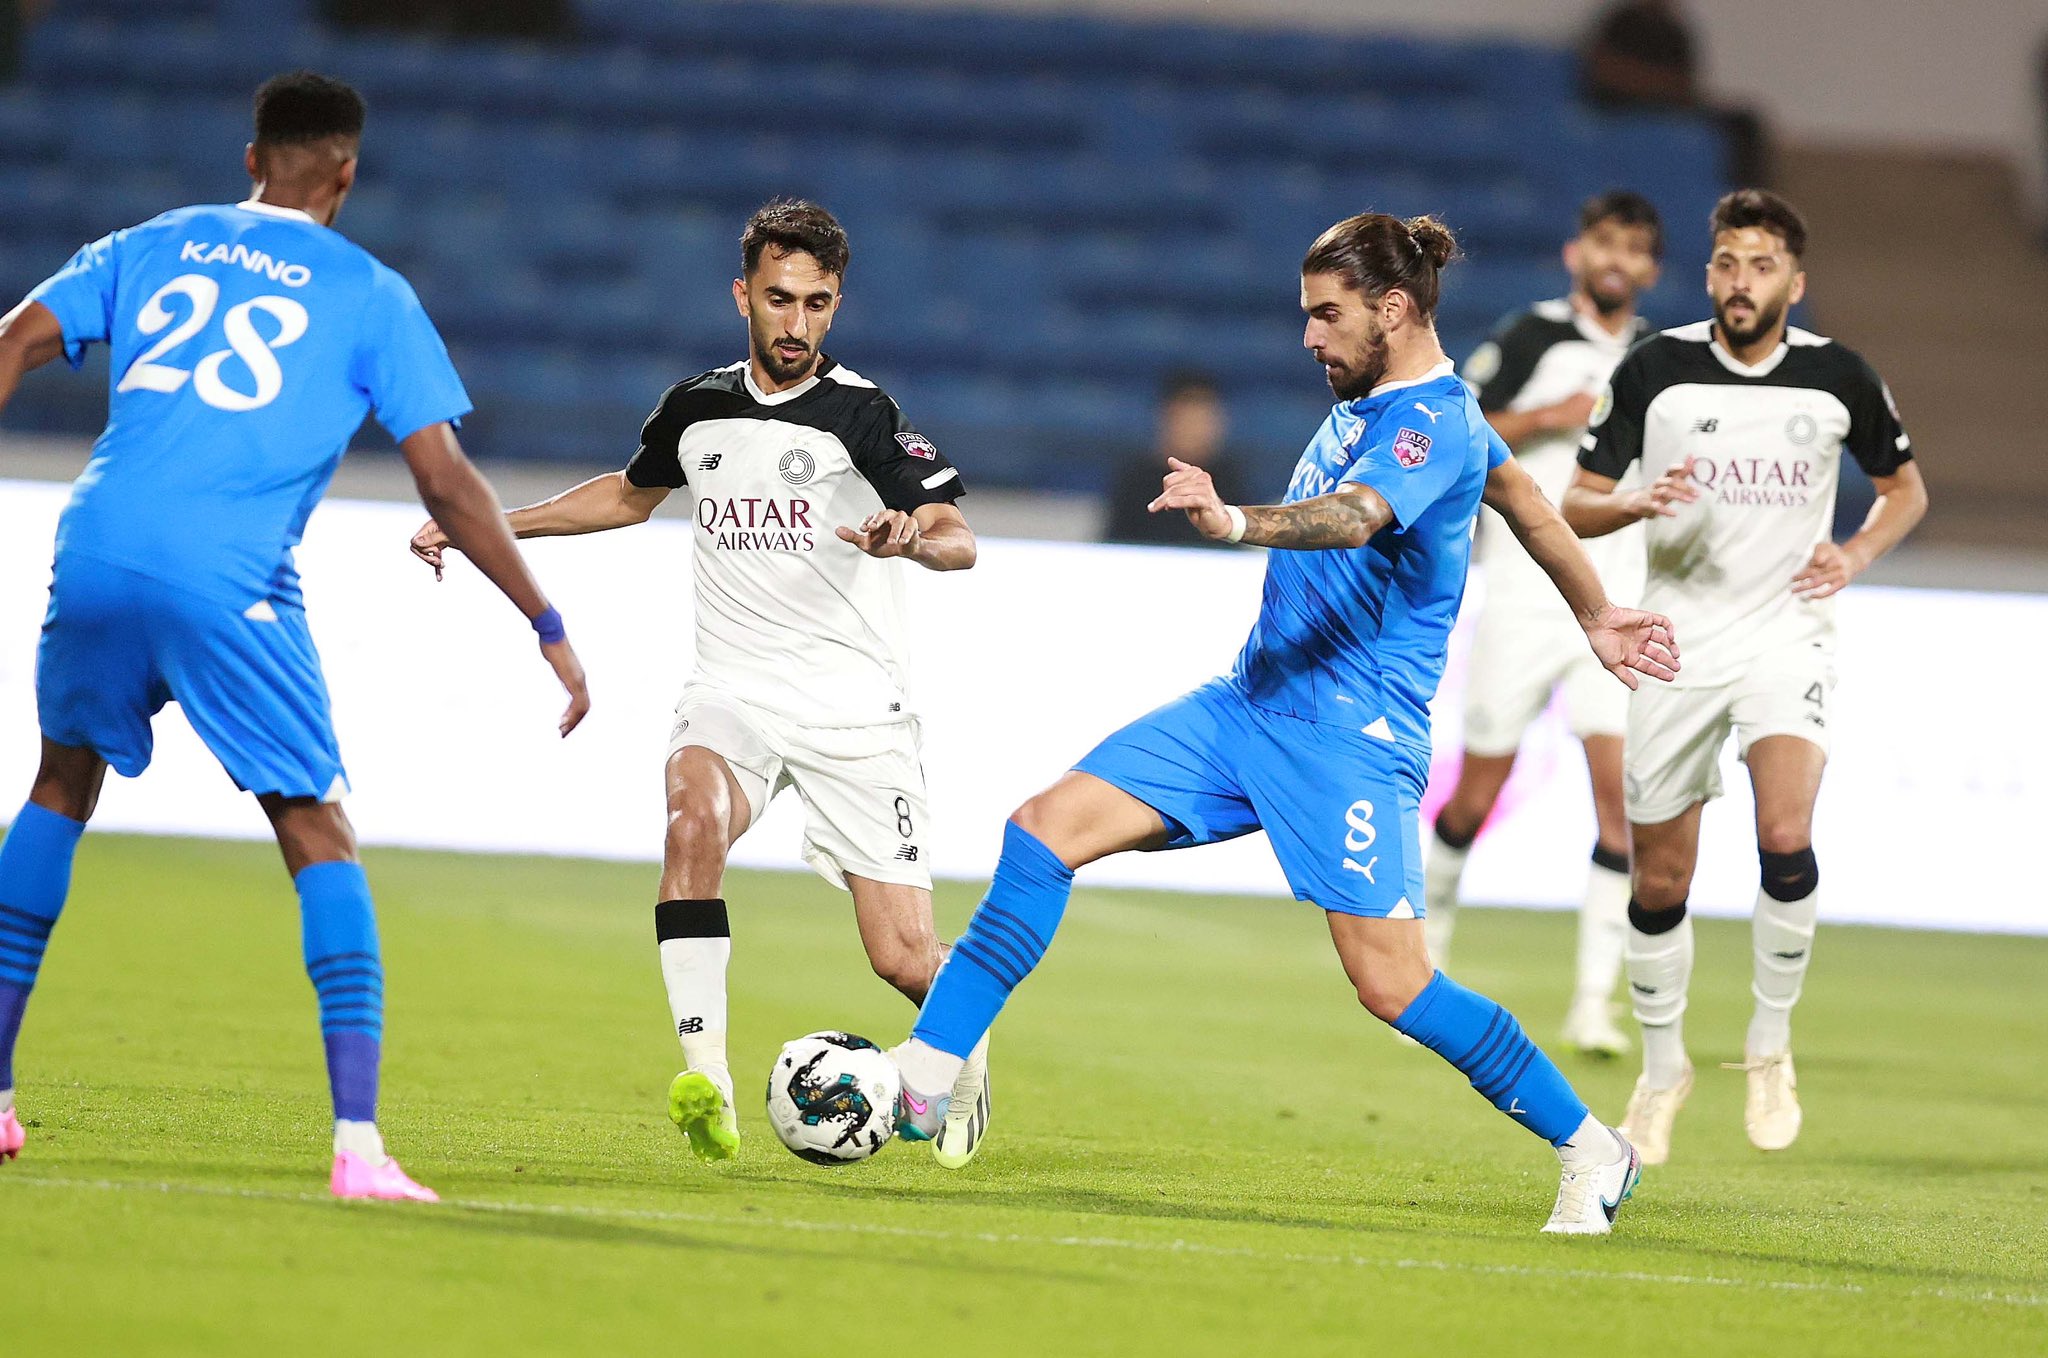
[296,861,383,1123]
[0,803,87,1090]
[1394,970,1589,1145]
[913,821,1074,1059]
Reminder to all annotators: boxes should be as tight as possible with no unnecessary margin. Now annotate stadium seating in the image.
[0,0,1728,491]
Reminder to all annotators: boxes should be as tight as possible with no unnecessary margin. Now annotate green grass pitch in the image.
[4,832,2043,1355]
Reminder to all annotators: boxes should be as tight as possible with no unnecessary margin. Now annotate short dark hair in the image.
[1579,189,1664,259]
[1710,188,1808,258]
[1159,369,1219,404]
[1301,213,1461,317]
[741,199,851,279]
[253,70,365,148]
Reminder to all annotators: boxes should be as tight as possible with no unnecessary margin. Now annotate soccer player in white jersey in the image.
[1428,191,1662,1056]
[1564,190,1928,1162]
[409,200,994,1168]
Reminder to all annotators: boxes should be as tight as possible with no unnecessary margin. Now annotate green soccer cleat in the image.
[668,1068,740,1163]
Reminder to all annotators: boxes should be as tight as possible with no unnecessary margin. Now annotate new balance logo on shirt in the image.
[1691,418,1720,433]
[699,453,723,471]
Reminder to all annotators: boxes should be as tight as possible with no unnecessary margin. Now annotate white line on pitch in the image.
[12,1174,2043,1310]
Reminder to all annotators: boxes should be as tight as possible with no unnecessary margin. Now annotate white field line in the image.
[12,1173,2044,1311]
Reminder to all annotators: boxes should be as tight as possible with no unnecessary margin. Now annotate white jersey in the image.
[1580,321,1912,688]
[625,357,965,727]
[1463,298,1647,611]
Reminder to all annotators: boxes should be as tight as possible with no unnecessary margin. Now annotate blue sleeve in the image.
[1486,427,1511,470]
[1337,402,1467,529]
[356,265,472,443]
[25,233,121,370]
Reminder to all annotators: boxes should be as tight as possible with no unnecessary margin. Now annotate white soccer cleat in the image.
[933,1048,991,1170]
[1561,997,1632,1058]
[1729,1052,1802,1152]
[1542,1132,1642,1236]
[1616,1063,1693,1167]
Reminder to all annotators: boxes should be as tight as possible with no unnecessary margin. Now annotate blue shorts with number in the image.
[37,554,349,801]
[1074,678,1428,918]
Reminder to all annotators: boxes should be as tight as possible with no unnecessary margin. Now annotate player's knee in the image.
[1008,792,1074,854]
[1755,817,1813,859]
[1631,860,1692,911]
[663,798,725,864]
[29,751,105,823]
[1353,972,1421,1024]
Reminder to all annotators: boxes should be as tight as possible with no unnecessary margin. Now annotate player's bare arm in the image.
[1485,391,1599,451]
[834,502,977,571]
[401,423,591,736]
[1148,454,1392,550]
[0,300,67,412]
[410,470,669,574]
[1561,458,1699,538]
[1793,461,1928,600]
[1487,458,1679,689]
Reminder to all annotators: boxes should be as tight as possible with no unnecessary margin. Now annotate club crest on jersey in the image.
[778,448,817,485]
[895,432,938,461]
[1392,428,1432,468]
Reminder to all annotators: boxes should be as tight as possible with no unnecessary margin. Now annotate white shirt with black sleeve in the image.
[1463,298,1648,612]
[626,356,966,727]
[1578,321,1912,688]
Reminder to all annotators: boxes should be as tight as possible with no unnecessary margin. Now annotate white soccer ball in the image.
[765,1031,900,1165]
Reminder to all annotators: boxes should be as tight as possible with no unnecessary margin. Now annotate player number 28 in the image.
[117,273,309,412]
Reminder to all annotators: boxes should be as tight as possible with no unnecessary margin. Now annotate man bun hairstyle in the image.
[741,198,852,279]
[1301,212,1462,317]
[1711,188,1808,258]
[1580,188,1665,260]
[253,70,366,147]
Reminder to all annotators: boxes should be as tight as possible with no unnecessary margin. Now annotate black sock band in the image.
[1434,818,1478,853]
[1628,898,1687,935]
[1759,848,1819,902]
[1590,843,1629,874]
[656,898,729,941]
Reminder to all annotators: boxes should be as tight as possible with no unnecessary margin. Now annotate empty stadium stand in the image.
[0,0,1727,492]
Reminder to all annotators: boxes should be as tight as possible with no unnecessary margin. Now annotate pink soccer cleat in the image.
[330,1151,440,1203]
[1,1107,23,1161]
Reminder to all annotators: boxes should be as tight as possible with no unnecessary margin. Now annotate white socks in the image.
[1422,835,1469,970]
[334,1118,386,1163]
[895,1036,967,1096]
[659,932,731,1079]
[1556,1111,1625,1170]
[1575,856,1632,1006]
[1625,907,1693,1089]
[1749,885,1817,1058]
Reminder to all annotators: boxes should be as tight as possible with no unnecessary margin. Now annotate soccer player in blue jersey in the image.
[890,213,1680,1233]
[0,72,590,1200]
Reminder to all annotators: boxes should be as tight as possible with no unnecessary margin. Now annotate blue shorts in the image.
[1075,679,1428,918]
[37,556,348,801]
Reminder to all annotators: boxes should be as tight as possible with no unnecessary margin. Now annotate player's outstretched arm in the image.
[1485,391,1599,452]
[834,503,977,571]
[1793,461,1928,600]
[1486,459,1679,689]
[1560,460,1698,538]
[1148,456,1392,549]
[401,423,591,736]
[409,470,668,574]
[0,301,68,417]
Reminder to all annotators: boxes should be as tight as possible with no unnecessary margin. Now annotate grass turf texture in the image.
[4,833,2043,1356]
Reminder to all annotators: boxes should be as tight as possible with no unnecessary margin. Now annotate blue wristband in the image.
[531,606,566,645]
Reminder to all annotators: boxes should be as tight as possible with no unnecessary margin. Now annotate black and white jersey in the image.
[1463,298,1648,610]
[1580,321,1912,686]
[625,356,965,726]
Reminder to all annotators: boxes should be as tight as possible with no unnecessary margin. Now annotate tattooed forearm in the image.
[1240,488,1391,551]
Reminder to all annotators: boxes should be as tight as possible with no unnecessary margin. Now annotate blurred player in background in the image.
[411,200,996,1169]
[1565,189,1927,1163]
[889,213,1682,1234]
[0,72,590,1200]
[1427,191,1663,1056]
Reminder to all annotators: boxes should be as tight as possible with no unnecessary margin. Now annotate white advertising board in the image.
[1,478,2040,933]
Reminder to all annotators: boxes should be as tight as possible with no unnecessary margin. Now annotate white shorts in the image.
[1623,651,1835,824]
[667,687,932,892]
[1462,603,1626,758]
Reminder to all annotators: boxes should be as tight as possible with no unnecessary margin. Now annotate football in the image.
[765,1031,901,1165]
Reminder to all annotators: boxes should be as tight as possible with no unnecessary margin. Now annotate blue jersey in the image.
[1230,364,1509,752]
[27,201,470,607]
